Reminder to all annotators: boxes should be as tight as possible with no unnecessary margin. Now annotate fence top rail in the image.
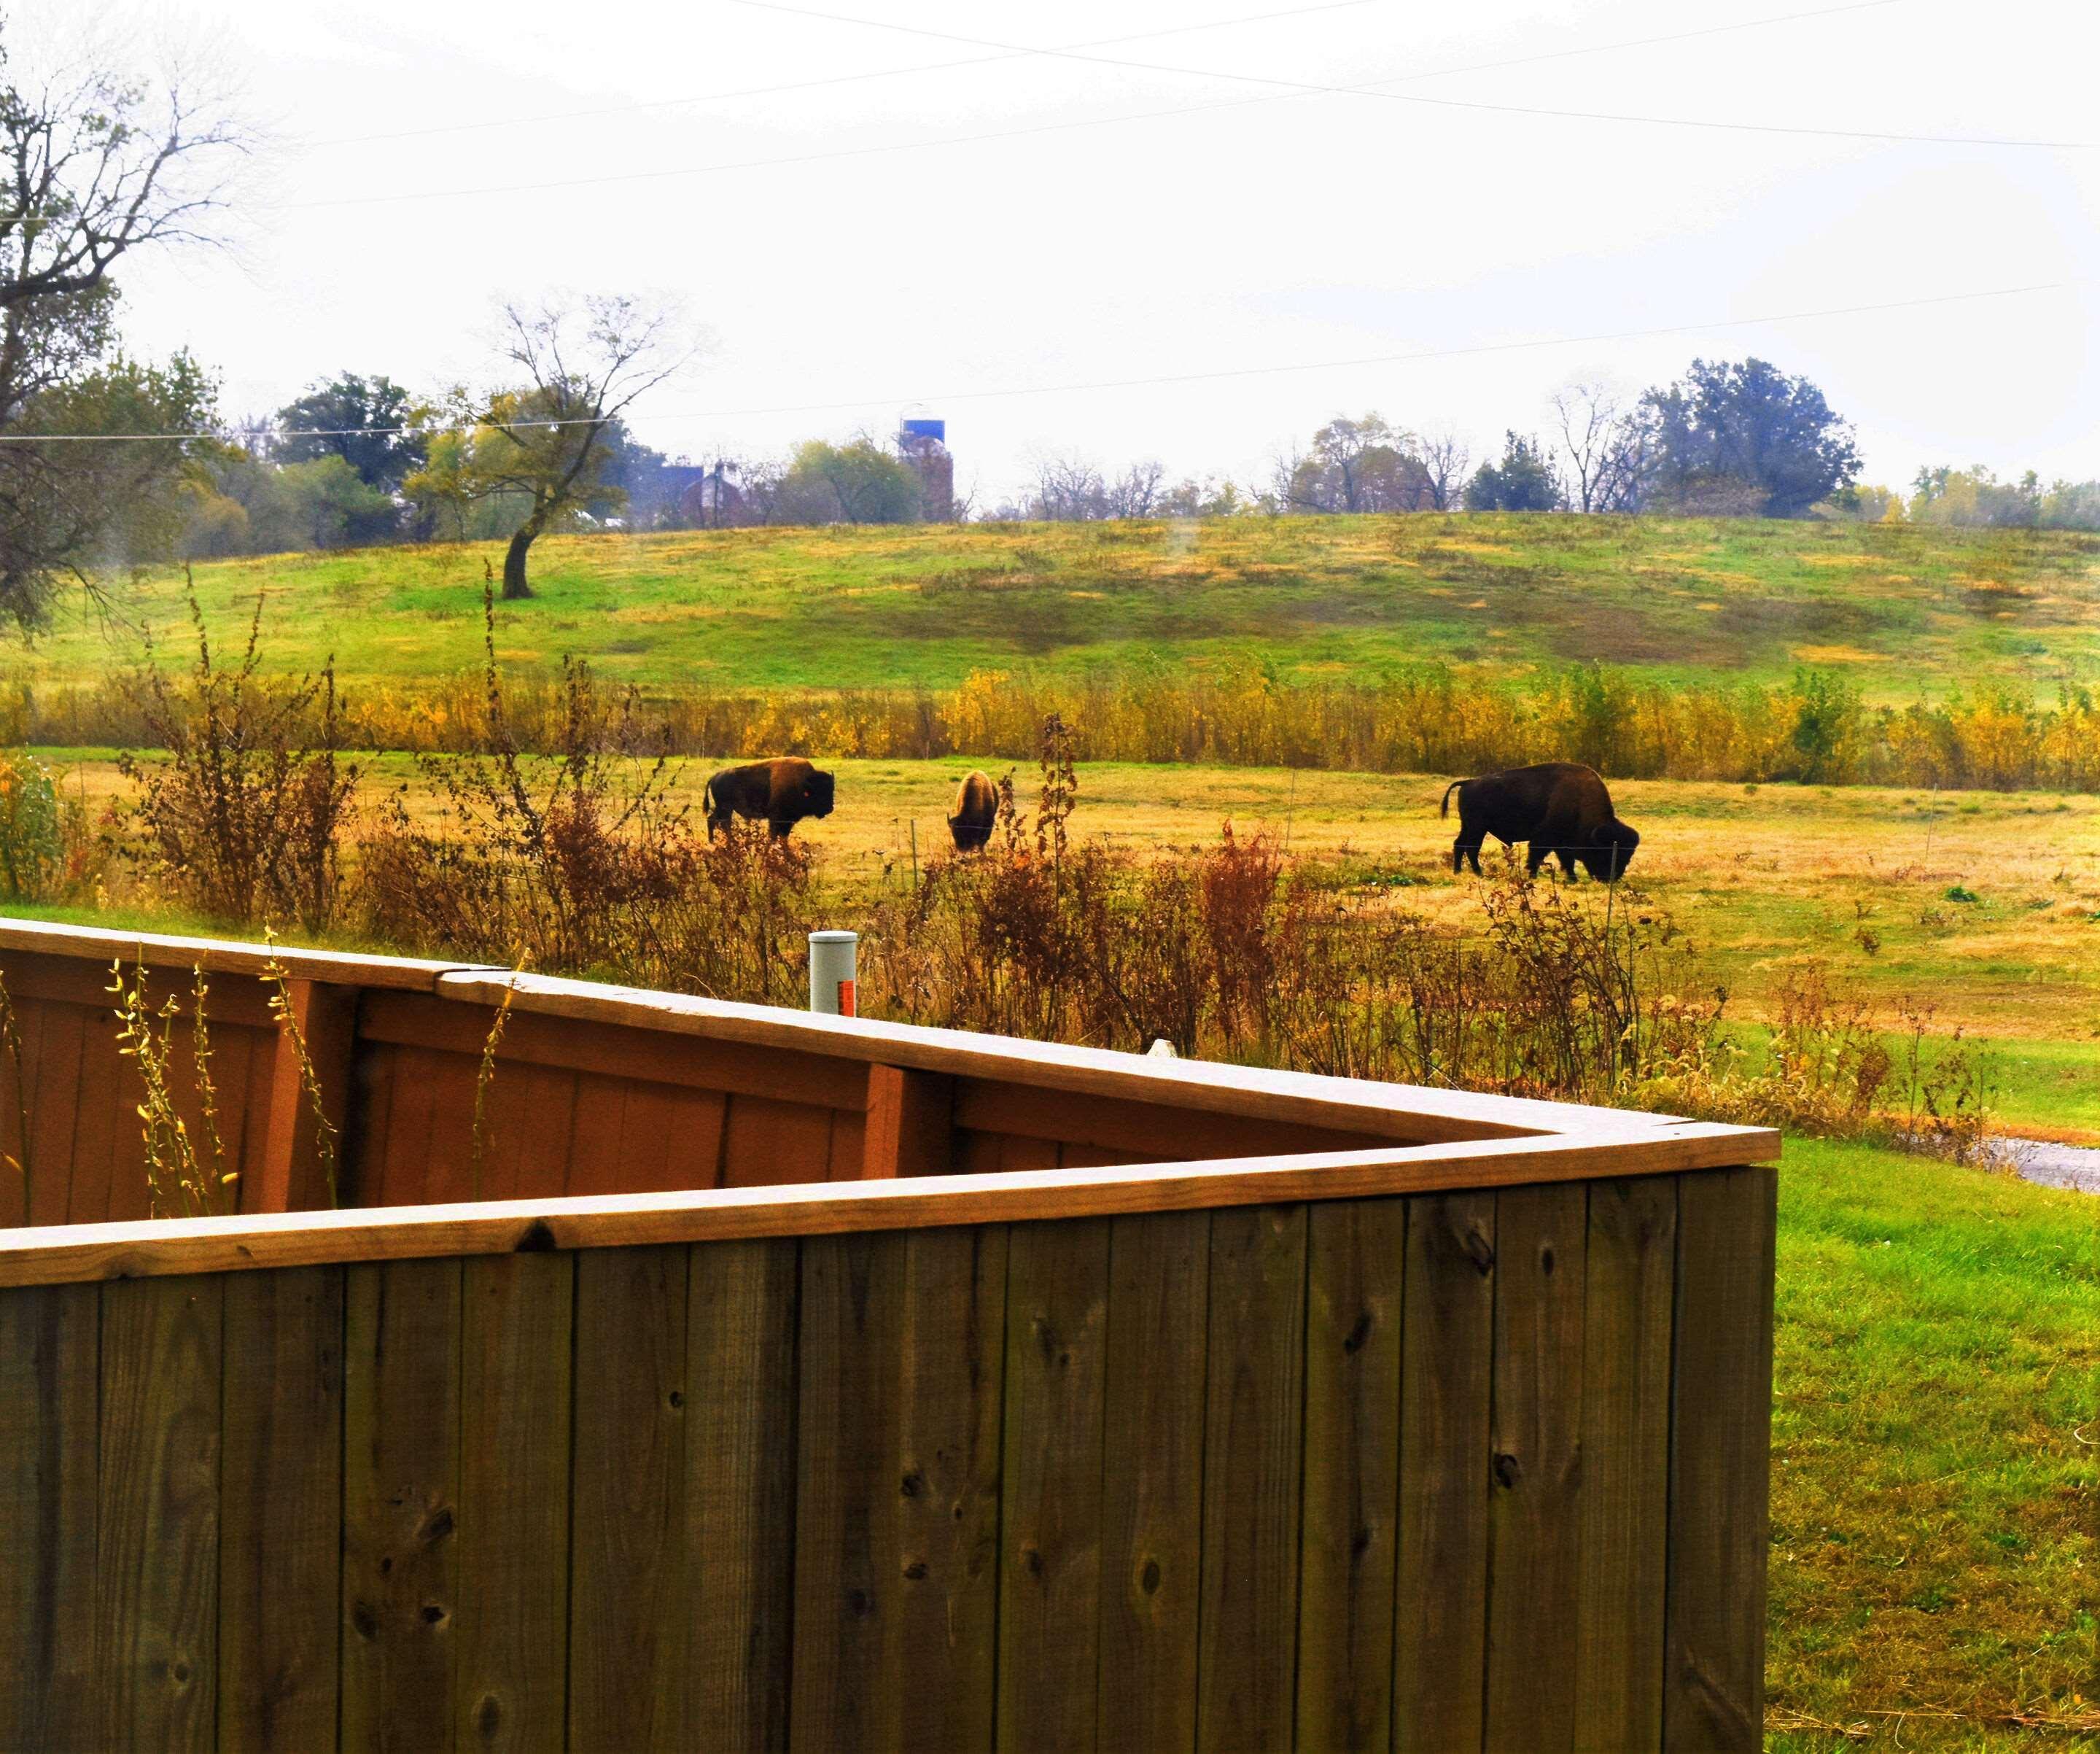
[1,917,1685,1143]
[0,1120,1778,1288]
[0,915,482,992]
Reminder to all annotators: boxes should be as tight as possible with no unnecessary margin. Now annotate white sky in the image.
[61,0,2100,502]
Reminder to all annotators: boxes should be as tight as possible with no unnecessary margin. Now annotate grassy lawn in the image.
[1769,1140,2099,1748]
[8,514,2098,699]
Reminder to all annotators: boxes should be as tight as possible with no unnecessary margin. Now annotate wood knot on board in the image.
[1493,1451,1522,1489]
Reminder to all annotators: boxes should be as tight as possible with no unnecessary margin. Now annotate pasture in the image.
[10,514,2100,698]
[33,750,2100,1141]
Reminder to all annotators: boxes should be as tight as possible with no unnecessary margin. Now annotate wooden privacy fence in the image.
[0,920,1780,1753]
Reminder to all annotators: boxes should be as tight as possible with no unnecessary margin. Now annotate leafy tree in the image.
[776,438,922,524]
[1908,465,2041,528]
[405,295,693,598]
[1641,357,1859,519]
[1463,432,1562,512]
[1280,414,1434,513]
[274,373,427,492]
[0,32,247,627]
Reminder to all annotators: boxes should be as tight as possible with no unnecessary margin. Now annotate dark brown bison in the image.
[947,769,998,851]
[703,758,836,839]
[1440,761,1639,880]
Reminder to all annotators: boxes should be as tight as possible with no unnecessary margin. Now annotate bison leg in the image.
[768,818,793,839]
[1555,846,1581,880]
[1525,842,1549,877]
[1453,834,1484,876]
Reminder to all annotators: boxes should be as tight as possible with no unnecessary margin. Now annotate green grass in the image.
[1768,1139,2099,1748]
[11,514,2099,699]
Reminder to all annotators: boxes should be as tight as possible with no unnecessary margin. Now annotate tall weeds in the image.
[109,961,241,1218]
[117,581,356,930]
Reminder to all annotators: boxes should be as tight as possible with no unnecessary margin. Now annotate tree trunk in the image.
[501,522,537,599]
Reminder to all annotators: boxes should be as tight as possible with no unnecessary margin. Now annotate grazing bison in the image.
[1440,761,1640,880]
[704,758,836,839]
[947,769,998,851]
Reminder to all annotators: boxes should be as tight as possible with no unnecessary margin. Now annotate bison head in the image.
[1582,818,1640,881]
[804,767,836,818]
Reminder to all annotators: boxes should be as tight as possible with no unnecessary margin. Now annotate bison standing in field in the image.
[704,758,836,839]
[947,769,998,851]
[1441,761,1640,880]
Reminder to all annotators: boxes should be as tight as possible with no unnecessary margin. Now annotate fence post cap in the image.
[808,929,859,944]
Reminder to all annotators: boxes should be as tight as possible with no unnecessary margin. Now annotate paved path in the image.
[1999,1138,2100,1196]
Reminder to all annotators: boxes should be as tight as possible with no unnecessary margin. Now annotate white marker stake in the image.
[809,930,858,1017]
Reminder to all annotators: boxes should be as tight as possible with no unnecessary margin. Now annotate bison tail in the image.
[1439,779,1464,819]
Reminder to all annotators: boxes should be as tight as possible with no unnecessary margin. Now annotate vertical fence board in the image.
[219,1265,345,1754]
[1574,1177,1679,1754]
[998,1216,1112,1754]
[568,1243,690,1751]
[373,1045,450,1207]
[254,980,359,1214]
[1196,1203,1308,1754]
[65,1013,124,1225]
[791,1230,897,1753]
[793,1225,1008,1752]
[96,1273,225,1754]
[26,1004,85,1225]
[0,993,41,1226]
[1096,1208,1210,1754]
[1392,1191,1496,1754]
[685,1237,799,1754]
[723,1095,833,1187]
[1665,1166,1778,1754]
[457,1253,574,1753]
[490,1065,581,1203]
[860,1066,953,1180]
[343,1257,464,1753]
[0,1281,99,1752]
[1296,1197,1407,1754]
[1484,1182,1589,1753]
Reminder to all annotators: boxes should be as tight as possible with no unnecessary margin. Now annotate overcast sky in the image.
[54,0,2100,502]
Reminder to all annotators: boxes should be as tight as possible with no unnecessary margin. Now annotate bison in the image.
[1440,761,1639,881]
[947,769,998,851]
[703,757,836,840]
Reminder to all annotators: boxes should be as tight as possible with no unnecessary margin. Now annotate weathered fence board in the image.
[1391,1192,1497,1753]
[219,1264,344,1754]
[1295,1196,1407,1754]
[1664,1165,1780,1754]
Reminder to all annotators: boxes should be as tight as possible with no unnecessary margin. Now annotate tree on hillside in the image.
[1463,432,1562,512]
[1641,357,1859,519]
[1415,427,1471,512]
[274,373,427,492]
[774,438,922,524]
[0,32,249,627]
[1549,380,1655,513]
[1280,414,1434,513]
[406,294,694,598]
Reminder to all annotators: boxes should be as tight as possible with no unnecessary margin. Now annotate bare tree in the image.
[1416,427,1471,512]
[1550,380,1654,514]
[1102,459,1165,519]
[1030,451,1108,521]
[412,294,697,598]
[0,28,252,626]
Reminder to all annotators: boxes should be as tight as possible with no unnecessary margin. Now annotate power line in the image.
[6,276,2082,443]
[260,0,2077,214]
[729,0,2099,152]
[303,0,1384,150]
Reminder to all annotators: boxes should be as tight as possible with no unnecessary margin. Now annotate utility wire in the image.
[6,276,2082,443]
[303,0,1385,149]
[257,1,2067,213]
[728,0,2099,152]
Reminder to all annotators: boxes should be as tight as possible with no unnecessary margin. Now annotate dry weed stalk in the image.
[470,981,518,1204]
[109,960,238,1219]
[260,942,342,1208]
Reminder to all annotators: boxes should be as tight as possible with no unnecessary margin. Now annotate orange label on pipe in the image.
[838,979,857,1017]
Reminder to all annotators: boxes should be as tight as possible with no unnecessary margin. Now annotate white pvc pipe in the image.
[809,930,858,1017]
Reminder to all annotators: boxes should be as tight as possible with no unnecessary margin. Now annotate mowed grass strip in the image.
[1768,1140,2100,1750]
[12,513,2099,696]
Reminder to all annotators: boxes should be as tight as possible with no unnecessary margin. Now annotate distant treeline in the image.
[17,663,2100,794]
